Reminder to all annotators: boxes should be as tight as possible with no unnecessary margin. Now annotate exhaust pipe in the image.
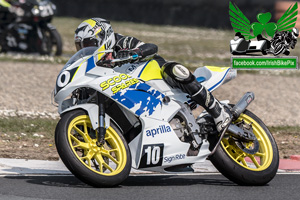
[231,92,255,119]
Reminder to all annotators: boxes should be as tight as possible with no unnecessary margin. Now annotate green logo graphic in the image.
[229,2,298,40]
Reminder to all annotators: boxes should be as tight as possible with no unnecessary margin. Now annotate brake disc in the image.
[235,139,260,154]
[229,120,260,154]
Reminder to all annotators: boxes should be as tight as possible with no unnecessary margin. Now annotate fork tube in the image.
[97,92,106,146]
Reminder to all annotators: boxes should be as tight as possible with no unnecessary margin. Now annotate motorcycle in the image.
[53,46,279,187]
[0,0,62,55]
[269,31,297,56]
[230,33,269,55]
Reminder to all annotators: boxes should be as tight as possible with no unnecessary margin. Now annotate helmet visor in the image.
[75,37,99,51]
[75,41,82,51]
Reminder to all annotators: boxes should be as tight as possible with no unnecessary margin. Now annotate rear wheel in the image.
[55,109,131,187]
[209,109,279,186]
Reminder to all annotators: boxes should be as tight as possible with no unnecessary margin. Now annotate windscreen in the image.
[61,47,98,71]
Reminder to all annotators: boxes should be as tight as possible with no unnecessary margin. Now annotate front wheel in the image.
[38,27,63,56]
[55,109,131,187]
[273,43,285,56]
[209,109,279,186]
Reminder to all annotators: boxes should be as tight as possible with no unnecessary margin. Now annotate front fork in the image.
[97,92,106,146]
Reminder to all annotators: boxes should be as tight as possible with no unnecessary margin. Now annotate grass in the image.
[269,126,300,135]
[0,117,58,139]
[0,117,59,160]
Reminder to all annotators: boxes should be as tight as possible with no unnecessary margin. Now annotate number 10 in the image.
[145,146,161,165]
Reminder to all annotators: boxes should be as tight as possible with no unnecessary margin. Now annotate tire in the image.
[283,50,290,56]
[209,109,279,186]
[38,28,63,56]
[50,28,63,56]
[0,28,8,53]
[55,109,131,187]
[262,50,268,55]
[273,43,285,56]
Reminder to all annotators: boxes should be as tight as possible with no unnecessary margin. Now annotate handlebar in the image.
[110,54,139,64]
[97,54,139,66]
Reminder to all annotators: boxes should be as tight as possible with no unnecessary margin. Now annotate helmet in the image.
[292,28,299,39]
[74,18,115,51]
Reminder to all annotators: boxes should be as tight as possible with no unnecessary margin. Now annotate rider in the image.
[74,18,231,132]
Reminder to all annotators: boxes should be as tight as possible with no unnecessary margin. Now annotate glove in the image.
[115,49,141,66]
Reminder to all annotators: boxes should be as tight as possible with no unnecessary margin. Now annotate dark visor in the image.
[75,37,99,51]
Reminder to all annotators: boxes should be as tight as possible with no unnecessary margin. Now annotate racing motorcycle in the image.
[269,33,291,56]
[0,0,62,55]
[53,46,279,187]
[269,31,295,56]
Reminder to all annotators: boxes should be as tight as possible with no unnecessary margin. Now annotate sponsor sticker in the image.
[164,154,186,163]
[99,73,140,94]
[146,125,172,137]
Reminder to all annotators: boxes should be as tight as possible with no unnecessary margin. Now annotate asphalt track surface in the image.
[0,173,300,200]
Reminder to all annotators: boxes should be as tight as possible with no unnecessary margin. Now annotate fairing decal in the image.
[208,68,230,91]
[138,60,163,81]
[85,56,95,72]
[111,82,165,116]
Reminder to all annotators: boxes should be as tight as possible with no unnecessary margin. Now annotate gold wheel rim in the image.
[67,115,127,176]
[221,113,273,171]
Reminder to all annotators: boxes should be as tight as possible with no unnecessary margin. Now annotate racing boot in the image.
[191,86,231,132]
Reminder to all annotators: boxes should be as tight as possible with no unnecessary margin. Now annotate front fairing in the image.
[54,47,98,95]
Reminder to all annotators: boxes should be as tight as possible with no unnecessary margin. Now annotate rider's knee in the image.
[162,62,194,84]
[161,62,201,94]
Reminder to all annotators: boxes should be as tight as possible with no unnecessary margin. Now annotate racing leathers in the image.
[113,34,231,132]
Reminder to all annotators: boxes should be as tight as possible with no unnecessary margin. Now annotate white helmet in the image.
[292,27,299,39]
[74,18,116,51]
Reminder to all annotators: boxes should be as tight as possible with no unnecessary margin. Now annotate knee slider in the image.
[172,64,190,81]
[162,62,194,83]
[162,62,201,94]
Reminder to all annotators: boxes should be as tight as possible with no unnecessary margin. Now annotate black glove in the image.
[115,49,141,66]
[116,49,133,58]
